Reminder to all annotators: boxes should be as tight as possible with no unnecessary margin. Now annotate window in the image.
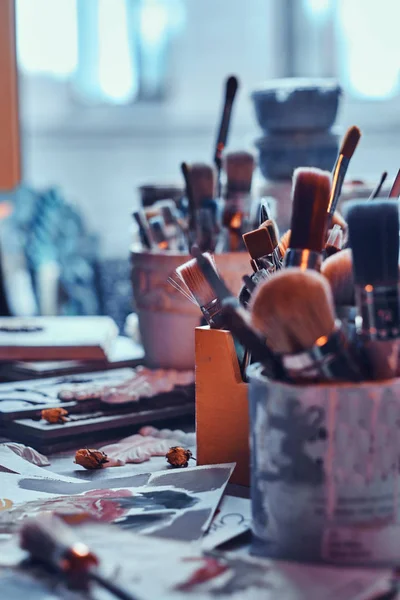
[336,0,400,99]
[16,0,186,104]
[15,0,400,135]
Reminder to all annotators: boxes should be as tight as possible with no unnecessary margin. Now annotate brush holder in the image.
[195,326,249,486]
[248,362,400,567]
[130,252,250,370]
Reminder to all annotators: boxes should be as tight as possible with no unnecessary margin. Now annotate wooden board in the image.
[8,405,195,455]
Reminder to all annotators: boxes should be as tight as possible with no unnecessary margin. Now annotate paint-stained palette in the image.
[0,368,195,453]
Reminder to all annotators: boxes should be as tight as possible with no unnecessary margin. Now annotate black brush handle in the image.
[91,571,140,600]
[368,171,387,200]
[213,76,239,170]
[191,245,233,301]
[181,162,197,239]
[259,198,270,226]
[132,211,153,250]
[220,299,285,380]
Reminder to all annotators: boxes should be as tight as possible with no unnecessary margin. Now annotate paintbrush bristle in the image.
[321,248,355,306]
[278,230,291,256]
[189,163,216,206]
[289,167,331,252]
[226,75,239,102]
[261,219,278,248]
[340,126,361,160]
[243,227,274,259]
[176,253,217,308]
[250,268,336,354]
[347,200,400,286]
[224,151,255,193]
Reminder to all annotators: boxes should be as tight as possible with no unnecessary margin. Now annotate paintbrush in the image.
[176,253,223,327]
[238,274,256,309]
[369,171,388,200]
[259,197,272,226]
[321,248,354,307]
[190,163,216,207]
[284,167,331,271]
[250,268,367,383]
[222,151,256,251]
[191,245,284,378]
[181,161,197,247]
[324,223,344,257]
[278,229,291,258]
[224,151,255,197]
[20,514,139,600]
[327,125,361,221]
[148,215,169,251]
[260,218,283,268]
[321,247,357,338]
[132,210,154,251]
[213,75,239,197]
[176,250,249,374]
[242,226,275,275]
[347,200,400,380]
[156,199,187,251]
[388,168,400,199]
[331,210,347,232]
[189,163,220,252]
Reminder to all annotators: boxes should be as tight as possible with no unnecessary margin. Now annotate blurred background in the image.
[5,0,400,327]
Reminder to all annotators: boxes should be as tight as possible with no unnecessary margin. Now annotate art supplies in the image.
[0,367,195,453]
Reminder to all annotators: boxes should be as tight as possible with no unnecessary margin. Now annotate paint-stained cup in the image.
[130,251,250,370]
[248,362,400,566]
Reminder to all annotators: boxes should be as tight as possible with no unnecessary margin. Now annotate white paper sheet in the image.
[0,464,235,542]
[202,495,251,550]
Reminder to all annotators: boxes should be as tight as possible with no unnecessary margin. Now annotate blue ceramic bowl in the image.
[255,130,339,181]
[251,78,342,133]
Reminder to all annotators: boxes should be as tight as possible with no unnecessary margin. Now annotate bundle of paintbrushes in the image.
[132,74,262,255]
[175,123,400,385]
[133,155,260,255]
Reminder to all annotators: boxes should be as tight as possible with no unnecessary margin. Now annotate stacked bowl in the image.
[251,78,342,181]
